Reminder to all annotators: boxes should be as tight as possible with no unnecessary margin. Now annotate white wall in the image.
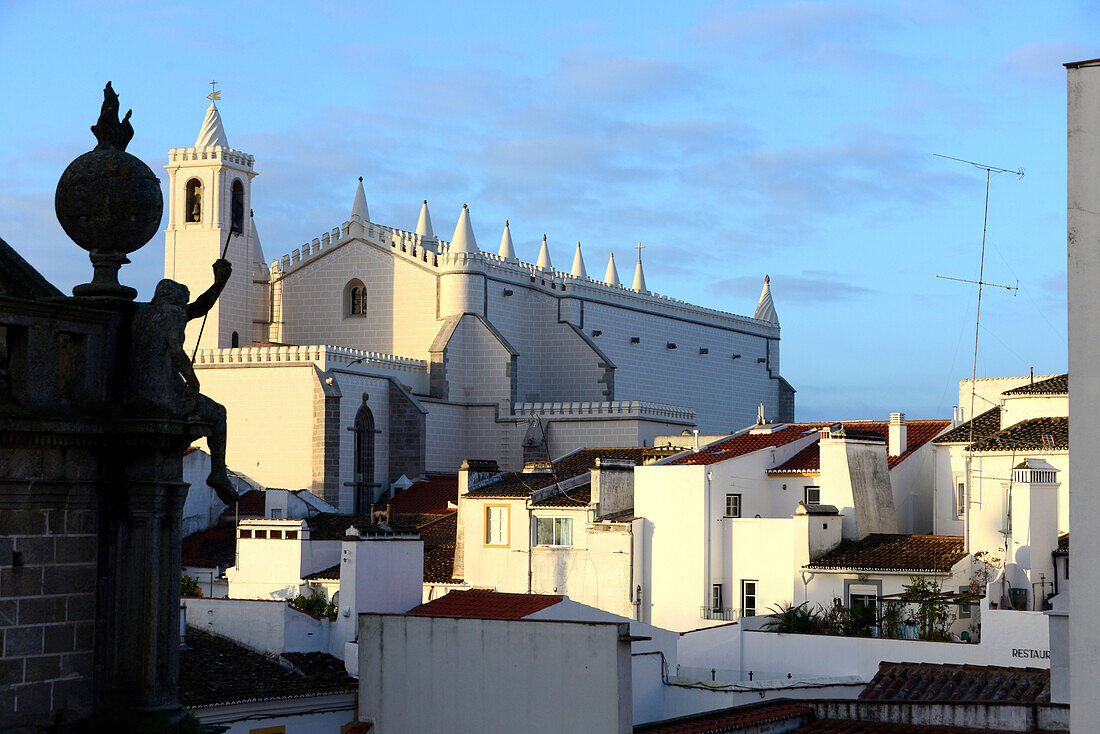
[191,700,356,734]
[183,598,332,655]
[359,615,632,733]
[333,537,424,656]
[227,524,340,600]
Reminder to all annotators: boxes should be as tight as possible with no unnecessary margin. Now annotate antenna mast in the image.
[934,153,1022,557]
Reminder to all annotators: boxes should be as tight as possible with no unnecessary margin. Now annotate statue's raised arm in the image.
[186,258,232,321]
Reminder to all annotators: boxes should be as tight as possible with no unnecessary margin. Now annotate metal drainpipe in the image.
[628,521,637,621]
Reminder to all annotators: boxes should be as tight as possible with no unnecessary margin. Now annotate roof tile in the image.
[182,522,235,569]
[859,661,1050,703]
[466,447,651,499]
[391,474,458,514]
[1002,373,1067,396]
[634,702,812,732]
[407,589,563,619]
[805,534,966,573]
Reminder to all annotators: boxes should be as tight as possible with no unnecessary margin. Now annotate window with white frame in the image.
[955,478,966,518]
[847,583,879,615]
[958,585,971,619]
[711,583,724,611]
[740,580,758,617]
[804,485,820,505]
[535,517,573,546]
[725,493,741,518]
[485,505,509,546]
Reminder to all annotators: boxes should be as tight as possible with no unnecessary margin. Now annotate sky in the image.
[0,1,1093,421]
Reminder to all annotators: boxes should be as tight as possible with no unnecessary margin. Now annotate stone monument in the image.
[0,82,232,731]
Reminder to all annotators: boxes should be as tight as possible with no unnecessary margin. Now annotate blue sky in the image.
[1,1,1093,421]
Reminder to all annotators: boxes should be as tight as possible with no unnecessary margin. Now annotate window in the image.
[285,530,298,540]
[250,727,285,734]
[740,580,758,617]
[231,331,239,348]
[485,505,509,546]
[271,508,282,518]
[353,404,376,513]
[346,280,367,317]
[254,530,267,539]
[958,585,971,619]
[955,479,966,518]
[848,584,879,615]
[269,529,282,539]
[725,494,741,518]
[239,529,252,539]
[711,584,724,611]
[185,178,202,222]
[804,486,820,505]
[535,517,573,546]
[231,179,245,234]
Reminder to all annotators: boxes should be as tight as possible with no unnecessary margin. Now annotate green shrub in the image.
[289,590,337,620]
[180,574,202,598]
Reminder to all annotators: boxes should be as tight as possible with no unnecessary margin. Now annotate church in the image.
[165,101,795,512]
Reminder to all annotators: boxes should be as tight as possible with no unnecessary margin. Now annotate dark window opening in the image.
[231,179,245,234]
[186,178,202,222]
[354,404,376,513]
[231,331,239,348]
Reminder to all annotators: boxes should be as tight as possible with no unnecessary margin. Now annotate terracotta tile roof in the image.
[859,661,1050,703]
[179,628,355,707]
[1002,373,1067,396]
[934,408,1001,445]
[305,513,418,540]
[407,589,563,619]
[670,425,817,466]
[793,721,1030,733]
[304,563,340,581]
[634,702,812,732]
[415,512,457,544]
[766,420,950,474]
[424,544,457,583]
[805,534,966,573]
[531,484,591,507]
[683,421,949,470]
[391,474,458,514]
[967,417,1068,453]
[219,488,265,521]
[182,522,235,569]
[465,447,650,499]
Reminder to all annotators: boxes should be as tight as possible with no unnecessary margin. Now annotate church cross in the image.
[634,242,645,261]
[207,80,221,101]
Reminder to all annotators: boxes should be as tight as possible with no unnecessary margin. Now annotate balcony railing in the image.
[700,606,734,621]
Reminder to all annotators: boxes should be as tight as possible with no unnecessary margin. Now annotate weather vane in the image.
[207,80,220,101]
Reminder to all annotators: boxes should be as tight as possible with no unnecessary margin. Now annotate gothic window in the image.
[353,404,376,512]
[231,179,245,234]
[345,280,367,317]
[185,178,202,222]
[231,331,239,348]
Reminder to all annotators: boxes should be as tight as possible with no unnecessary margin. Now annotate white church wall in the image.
[436,315,513,405]
[333,371,391,510]
[275,237,440,360]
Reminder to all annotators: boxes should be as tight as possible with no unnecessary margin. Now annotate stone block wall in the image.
[0,504,97,726]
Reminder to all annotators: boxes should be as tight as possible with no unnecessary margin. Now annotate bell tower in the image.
[164,97,259,352]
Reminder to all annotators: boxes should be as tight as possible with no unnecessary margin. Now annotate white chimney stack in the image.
[888,413,907,457]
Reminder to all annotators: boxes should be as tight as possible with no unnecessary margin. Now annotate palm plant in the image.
[761,601,823,634]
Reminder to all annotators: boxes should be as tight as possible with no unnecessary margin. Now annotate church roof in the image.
[755,275,778,323]
[571,242,587,278]
[450,205,479,253]
[536,235,552,269]
[351,178,370,223]
[250,213,265,266]
[415,200,434,239]
[498,220,517,261]
[605,252,621,286]
[195,102,229,148]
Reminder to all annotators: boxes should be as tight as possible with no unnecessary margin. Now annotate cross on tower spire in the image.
[634,242,646,262]
[207,80,221,101]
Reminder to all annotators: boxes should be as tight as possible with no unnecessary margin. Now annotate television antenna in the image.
[934,153,1023,561]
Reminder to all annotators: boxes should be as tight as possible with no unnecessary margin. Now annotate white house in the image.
[634,416,950,631]
[932,373,1068,610]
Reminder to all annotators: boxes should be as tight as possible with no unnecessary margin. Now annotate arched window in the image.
[231,179,245,234]
[353,403,376,513]
[185,178,202,223]
[345,280,367,317]
[231,331,239,348]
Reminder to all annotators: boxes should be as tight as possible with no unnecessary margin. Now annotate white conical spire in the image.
[498,220,517,261]
[195,102,229,148]
[416,200,435,239]
[450,204,479,253]
[351,177,370,223]
[250,212,265,264]
[605,252,621,286]
[570,242,587,278]
[632,244,648,292]
[755,274,778,322]
[536,234,553,270]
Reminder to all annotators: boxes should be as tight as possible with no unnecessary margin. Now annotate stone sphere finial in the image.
[55,82,163,300]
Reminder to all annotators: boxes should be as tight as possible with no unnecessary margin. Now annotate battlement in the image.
[513,400,696,423]
[266,216,779,336]
[193,344,427,374]
[167,145,255,169]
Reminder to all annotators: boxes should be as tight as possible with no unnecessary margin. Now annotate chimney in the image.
[888,413,907,457]
[458,459,500,496]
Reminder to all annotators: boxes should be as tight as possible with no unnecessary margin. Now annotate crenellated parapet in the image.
[194,343,427,375]
[513,400,696,423]
[167,145,254,169]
